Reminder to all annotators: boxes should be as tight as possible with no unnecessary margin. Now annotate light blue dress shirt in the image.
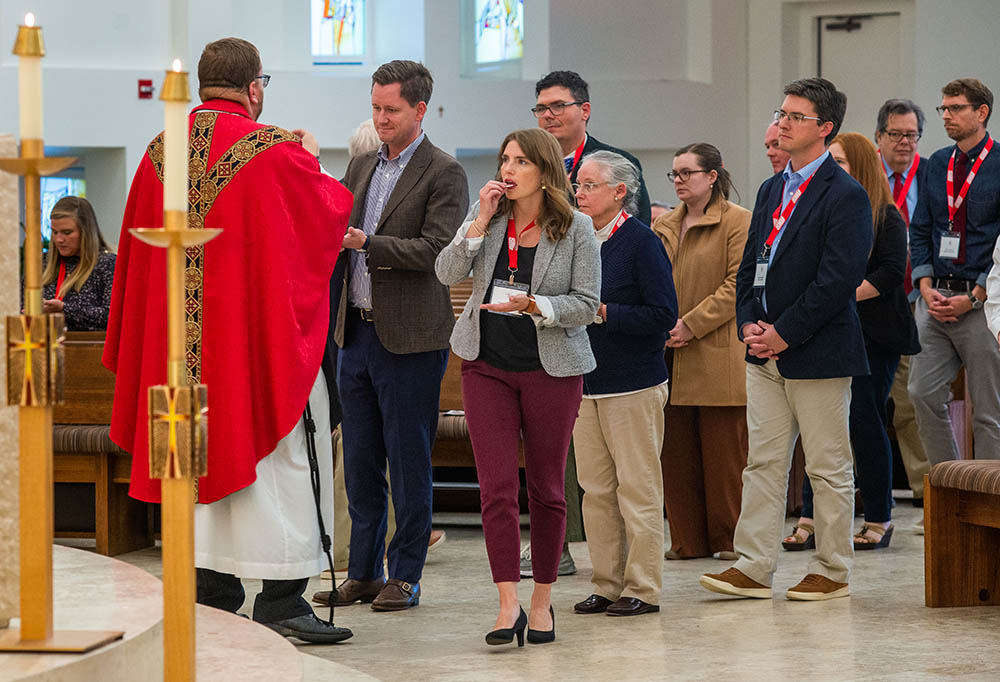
[763,150,829,312]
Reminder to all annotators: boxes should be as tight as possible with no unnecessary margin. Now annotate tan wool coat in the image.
[653,199,751,406]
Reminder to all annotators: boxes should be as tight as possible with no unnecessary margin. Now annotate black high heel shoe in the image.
[485,607,527,647]
[526,605,555,644]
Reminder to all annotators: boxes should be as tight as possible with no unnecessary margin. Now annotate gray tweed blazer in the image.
[435,204,601,377]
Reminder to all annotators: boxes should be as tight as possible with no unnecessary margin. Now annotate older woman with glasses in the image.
[653,143,751,561]
[436,128,600,647]
[569,151,677,617]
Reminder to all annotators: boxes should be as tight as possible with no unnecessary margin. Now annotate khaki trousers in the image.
[733,361,854,586]
[890,353,929,498]
[574,383,669,605]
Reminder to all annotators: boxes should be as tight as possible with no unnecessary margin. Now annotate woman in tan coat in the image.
[653,143,751,560]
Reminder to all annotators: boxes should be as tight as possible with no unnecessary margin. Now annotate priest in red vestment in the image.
[103,37,353,643]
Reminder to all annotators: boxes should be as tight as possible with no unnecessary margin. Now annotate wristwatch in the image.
[969,292,984,310]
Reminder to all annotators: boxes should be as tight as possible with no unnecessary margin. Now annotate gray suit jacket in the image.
[435,205,601,377]
[333,136,469,353]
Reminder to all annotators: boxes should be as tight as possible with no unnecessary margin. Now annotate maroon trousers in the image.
[661,404,747,558]
[462,359,583,584]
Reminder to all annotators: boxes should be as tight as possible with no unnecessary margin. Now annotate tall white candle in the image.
[17,13,43,140]
[163,59,188,213]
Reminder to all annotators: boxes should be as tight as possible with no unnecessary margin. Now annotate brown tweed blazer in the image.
[332,136,469,353]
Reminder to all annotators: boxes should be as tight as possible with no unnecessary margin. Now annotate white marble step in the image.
[1,545,304,682]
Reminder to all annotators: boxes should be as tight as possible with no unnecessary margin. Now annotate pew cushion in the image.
[54,424,128,455]
[928,460,1000,496]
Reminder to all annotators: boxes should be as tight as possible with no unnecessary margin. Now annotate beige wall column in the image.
[0,133,21,629]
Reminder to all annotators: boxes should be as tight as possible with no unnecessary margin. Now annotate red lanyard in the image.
[766,172,816,250]
[947,136,994,224]
[507,216,536,281]
[55,261,67,301]
[883,154,919,212]
[567,138,586,175]
[609,210,630,238]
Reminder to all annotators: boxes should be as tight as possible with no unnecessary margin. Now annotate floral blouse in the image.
[37,252,116,331]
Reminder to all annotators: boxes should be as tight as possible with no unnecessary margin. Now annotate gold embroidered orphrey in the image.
[146,112,299,384]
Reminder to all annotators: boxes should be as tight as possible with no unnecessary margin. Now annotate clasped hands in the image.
[921,284,983,323]
[741,320,788,360]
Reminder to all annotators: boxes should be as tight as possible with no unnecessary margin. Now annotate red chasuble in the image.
[104,99,352,503]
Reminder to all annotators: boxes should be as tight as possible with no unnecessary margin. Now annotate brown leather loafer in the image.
[312,577,384,607]
[606,597,659,617]
[574,594,614,614]
[371,578,420,611]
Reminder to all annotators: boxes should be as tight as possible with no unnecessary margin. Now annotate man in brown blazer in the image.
[318,60,469,612]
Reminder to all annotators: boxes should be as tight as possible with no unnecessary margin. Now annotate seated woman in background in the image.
[435,128,600,647]
[570,150,677,617]
[40,196,115,330]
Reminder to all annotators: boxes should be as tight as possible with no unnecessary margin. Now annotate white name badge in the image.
[754,261,768,288]
[488,279,530,317]
[939,232,961,259]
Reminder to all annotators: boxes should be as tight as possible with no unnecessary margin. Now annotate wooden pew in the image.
[53,332,154,556]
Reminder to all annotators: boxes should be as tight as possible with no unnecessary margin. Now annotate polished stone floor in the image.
[113,502,1000,682]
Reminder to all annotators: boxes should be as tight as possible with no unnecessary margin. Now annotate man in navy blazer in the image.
[874,98,932,509]
[700,78,872,602]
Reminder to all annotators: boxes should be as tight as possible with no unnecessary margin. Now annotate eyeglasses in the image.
[572,181,613,194]
[255,74,271,88]
[667,169,710,182]
[531,101,585,117]
[935,103,974,117]
[881,130,921,143]
[773,110,823,124]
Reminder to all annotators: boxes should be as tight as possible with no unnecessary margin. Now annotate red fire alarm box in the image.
[138,79,154,99]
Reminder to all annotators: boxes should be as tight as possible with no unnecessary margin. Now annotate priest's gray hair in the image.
[348,119,380,159]
[580,150,640,214]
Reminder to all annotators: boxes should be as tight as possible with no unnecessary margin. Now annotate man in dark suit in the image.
[533,70,652,225]
[316,60,469,612]
[700,78,872,601]
[874,98,931,510]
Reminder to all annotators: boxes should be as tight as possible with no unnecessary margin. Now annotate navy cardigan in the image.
[583,217,678,395]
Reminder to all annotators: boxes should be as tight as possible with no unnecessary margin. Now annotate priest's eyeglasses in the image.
[255,74,271,88]
[531,101,585,117]
[773,110,822,124]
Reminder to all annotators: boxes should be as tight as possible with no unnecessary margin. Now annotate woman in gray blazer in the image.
[435,128,600,647]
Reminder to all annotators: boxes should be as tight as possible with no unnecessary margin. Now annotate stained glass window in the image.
[474,0,523,64]
[311,0,366,64]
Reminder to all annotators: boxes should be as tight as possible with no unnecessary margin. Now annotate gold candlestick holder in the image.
[0,142,124,652]
[127,64,221,682]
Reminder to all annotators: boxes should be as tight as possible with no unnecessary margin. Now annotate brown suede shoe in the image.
[371,578,420,611]
[786,573,849,601]
[699,567,772,599]
[312,577,384,607]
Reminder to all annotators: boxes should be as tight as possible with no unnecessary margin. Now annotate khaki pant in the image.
[890,353,929,498]
[574,383,669,605]
[333,427,395,571]
[733,361,854,586]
